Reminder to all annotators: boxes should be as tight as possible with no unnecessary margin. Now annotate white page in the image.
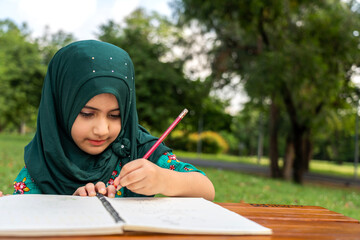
[107,197,272,235]
[0,195,123,236]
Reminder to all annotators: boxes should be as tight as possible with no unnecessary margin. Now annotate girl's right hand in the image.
[73,182,117,198]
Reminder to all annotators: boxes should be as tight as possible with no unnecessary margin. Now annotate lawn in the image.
[1,133,359,220]
[175,150,358,178]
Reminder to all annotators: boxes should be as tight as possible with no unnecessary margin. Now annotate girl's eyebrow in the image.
[83,106,120,112]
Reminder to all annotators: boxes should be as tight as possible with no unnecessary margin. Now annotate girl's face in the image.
[71,93,121,155]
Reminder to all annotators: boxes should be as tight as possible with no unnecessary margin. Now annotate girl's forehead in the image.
[85,93,119,108]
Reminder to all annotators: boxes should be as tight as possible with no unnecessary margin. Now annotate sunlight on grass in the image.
[310,161,355,177]
[175,150,357,178]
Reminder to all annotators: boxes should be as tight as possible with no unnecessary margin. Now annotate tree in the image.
[36,26,75,66]
[174,0,360,183]
[97,9,231,133]
[0,20,75,133]
[0,20,45,133]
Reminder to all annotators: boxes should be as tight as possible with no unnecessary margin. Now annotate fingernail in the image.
[116,185,122,191]
[109,193,115,198]
[100,188,106,194]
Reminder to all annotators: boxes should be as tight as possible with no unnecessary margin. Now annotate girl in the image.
[12,40,215,200]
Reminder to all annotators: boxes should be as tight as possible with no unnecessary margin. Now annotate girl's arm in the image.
[114,159,215,201]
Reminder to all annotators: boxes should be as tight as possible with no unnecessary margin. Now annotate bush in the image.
[165,130,188,151]
[187,131,229,154]
[219,131,240,155]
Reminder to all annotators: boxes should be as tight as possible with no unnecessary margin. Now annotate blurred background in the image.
[1,0,360,218]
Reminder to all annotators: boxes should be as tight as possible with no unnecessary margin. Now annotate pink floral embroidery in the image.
[14,177,30,194]
[108,178,115,185]
[112,170,118,176]
[167,154,178,163]
[169,165,175,170]
[184,167,189,171]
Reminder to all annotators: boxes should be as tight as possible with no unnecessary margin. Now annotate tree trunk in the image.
[304,133,312,171]
[292,126,311,184]
[19,121,26,135]
[257,113,264,164]
[283,136,295,180]
[269,99,282,178]
[281,83,309,184]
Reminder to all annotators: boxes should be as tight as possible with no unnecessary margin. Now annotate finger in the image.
[125,179,147,192]
[113,176,121,190]
[118,159,146,180]
[126,183,155,196]
[115,159,146,190]
[95,182,106,195]
[106,185,116,198]
[73,187,88,196]
[127,185,147,195]
[85,183,96,196]
[0,191,3,197]
[119,168,147,188]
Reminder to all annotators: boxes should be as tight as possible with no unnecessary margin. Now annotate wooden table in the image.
[1,202,359,240]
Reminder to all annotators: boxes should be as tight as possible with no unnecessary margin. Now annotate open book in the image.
[0,194,272,236]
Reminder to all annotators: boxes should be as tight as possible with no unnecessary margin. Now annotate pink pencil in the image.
[143,109,188,159]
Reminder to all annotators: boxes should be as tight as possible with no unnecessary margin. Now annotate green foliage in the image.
[36,27,75,66]
[97,9,232,133]
[174,0,360,178]
[97,9,202,132]
[165,130,188,151]
[0,20,45,132]
[0,19,75,133]
[218,130,239,155]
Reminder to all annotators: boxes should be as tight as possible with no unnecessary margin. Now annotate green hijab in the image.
[25,40,171,196]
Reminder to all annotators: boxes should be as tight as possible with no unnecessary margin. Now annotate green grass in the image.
[175,150,358,178]
[0,133,33,193]
[202,167,360,220]
[0,133,359,220]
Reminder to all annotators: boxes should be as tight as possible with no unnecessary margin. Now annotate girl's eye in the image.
[80,112,93,118]
[109,114,121,119]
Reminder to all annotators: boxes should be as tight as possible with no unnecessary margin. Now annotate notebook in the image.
[0,194,272,236]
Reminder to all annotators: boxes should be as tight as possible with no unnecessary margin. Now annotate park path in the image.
[179,157,360,189]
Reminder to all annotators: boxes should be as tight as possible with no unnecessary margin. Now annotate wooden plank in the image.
[256,220,360,239]
[217,203,359,223]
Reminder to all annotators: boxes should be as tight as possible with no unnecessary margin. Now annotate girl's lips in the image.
[88,139,106,146]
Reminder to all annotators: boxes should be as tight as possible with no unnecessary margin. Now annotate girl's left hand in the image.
[113,159,165,196]
[73,182,117,198]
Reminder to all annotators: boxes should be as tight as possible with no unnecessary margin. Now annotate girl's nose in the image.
[93,117,109,136]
